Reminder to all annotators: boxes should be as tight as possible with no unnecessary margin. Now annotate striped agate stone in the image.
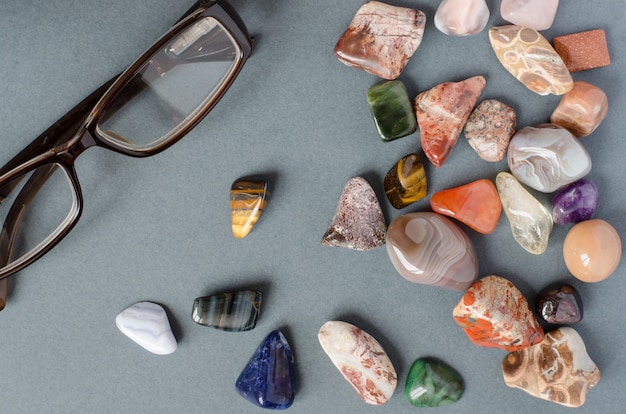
[230,178,270,239]
[192,290,262,332]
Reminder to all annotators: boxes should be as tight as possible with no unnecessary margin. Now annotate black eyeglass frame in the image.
[0,0,253,280]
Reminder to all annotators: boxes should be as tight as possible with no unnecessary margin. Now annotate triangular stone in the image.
[235,330,296,409]
[322,177,387,251]
[115,302,177,355]
[414,76,485,167]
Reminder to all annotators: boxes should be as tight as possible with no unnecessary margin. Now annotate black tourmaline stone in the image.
[191,290,262,331]
[536,283,583,324]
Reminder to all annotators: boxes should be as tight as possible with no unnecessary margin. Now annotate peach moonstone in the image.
[550,81,609,138]
[430,179,502,234]
[563,219,622,283]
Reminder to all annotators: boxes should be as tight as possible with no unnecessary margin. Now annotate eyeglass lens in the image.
[97,17,241,150]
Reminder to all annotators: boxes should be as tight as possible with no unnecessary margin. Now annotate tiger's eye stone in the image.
[563,219,622,283]
[536,283,583,325]
[453,275,544,351]
[502,327,600,408]
[496,172,553,255]
[507,124,592,193]
[386,212,478,291]
[430,179,501,234]
[404,358,464,407]
[318,321,397,405]
[414,76,486,167]
[191,290,262,331]
[551,179,599,226]
[322,177,387,251]
[230,178,270,239]
[334,1,426,80]
[367,80,417,141]
[464,99,517,162]
[489,26,573,96]
[384,153,427,209]
[500,0,559,31]
[553,29,611,72]
[550,81,608,138]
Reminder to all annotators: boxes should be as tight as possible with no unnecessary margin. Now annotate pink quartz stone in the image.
[434,0,490,36]
[464,99,517,162]
[500,0,559,31]
[386,212,478,291]
[550,81,609,138]
[414,76,486,167]
[334,1,426,80]
[430,179,502,234]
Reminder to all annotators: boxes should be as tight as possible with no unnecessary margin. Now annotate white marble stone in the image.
[318,321,397,405]
[116,302,177,355]
[435,0,490,36]
[508,124,592,193]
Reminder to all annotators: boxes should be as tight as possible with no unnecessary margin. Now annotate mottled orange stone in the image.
[550,81,608,137]
[453,275,544,351]
[414,76,486,167]
[553,29,610,72]
[430,179,501,234]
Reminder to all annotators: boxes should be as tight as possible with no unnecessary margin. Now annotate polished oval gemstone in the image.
[434,0,489,36]
[502,327,600,408]
[551,179,599,225]
[550,81,609,138]
[191,290,262,331]
[496,172,553,255]
[464,99,517,162]
[236,330,296,409]
[508,124,592,193]
[563,219,622,283]
[384,153,427,209]
[489,25,572,95]
[453,275,544,351]
[404,358,464,407]
[386,212,478,291]
[318,321,397,405]
[430,178,501,234]
[115,302,177,355]
[536,283,583,324]
[500,0,559,31]
[367,80,417,141]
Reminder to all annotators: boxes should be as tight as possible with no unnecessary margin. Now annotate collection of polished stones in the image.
[115,0,622,410]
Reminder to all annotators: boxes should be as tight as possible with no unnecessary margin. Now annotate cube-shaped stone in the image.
[334,1,426,80]
[550,81,608,137]
[553,29,610,72]
[367,80,417,141]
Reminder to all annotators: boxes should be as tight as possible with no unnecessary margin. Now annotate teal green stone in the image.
[404,358,464,407]
[367,80,417,141]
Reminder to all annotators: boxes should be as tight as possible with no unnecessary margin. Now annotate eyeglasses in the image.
[0,0,253,300]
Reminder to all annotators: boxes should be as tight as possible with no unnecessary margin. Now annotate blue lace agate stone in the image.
[235,330,295,409]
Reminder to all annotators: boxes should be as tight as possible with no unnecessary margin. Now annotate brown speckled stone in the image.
[334,1,426,80]
[464,99,517,162]
[322,177,387,251]
[553,29,610,72]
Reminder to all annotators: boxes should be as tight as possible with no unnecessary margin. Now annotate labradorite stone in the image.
[404,358,464,407]
[367,80,417,141]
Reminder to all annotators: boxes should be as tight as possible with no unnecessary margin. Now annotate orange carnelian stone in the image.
[430,178,501,234]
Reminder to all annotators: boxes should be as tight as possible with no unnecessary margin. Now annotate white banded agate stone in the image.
[496,172,553,255]
[115,302,177,355]
[386,212,478,291]
[508,124,592,193]
[318,321,397,405]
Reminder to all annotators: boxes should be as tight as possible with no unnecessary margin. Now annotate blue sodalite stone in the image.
[235,330,295,409]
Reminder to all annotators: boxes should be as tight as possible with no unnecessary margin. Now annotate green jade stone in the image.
[367,80,417,141]
[404,358,464,407]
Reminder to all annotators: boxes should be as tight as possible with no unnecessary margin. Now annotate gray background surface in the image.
[0,0,624,413]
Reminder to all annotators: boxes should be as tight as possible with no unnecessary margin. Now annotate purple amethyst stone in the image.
[235,330,295,409]
[551,179,599,225]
